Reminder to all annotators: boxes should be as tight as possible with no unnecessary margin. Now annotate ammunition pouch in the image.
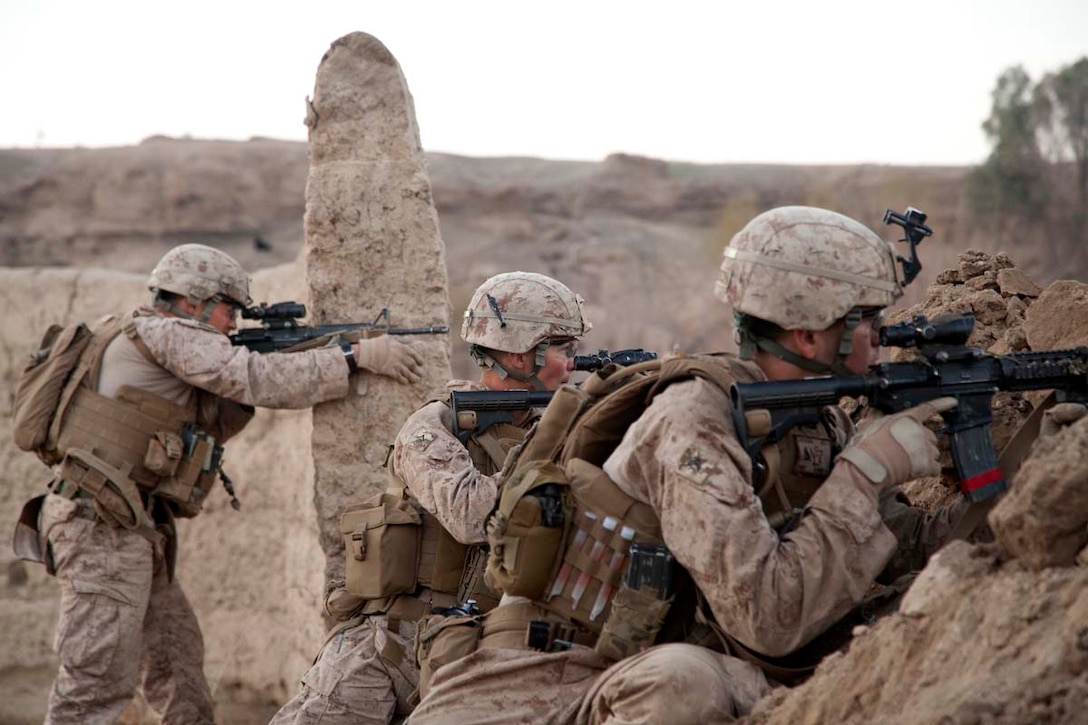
[594,583,673,661]
[342,492,423,600]
[150,423,221,518]
[482,455,669,663]
[484,460,572,599]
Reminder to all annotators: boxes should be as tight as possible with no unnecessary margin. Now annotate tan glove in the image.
[838,397,958,491]
[353,336,423,384]
[1039,402,1088,438]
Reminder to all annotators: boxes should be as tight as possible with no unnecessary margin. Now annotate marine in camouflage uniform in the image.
[272,272,591,724]
[29,244,422,724]
[409,207,969,724]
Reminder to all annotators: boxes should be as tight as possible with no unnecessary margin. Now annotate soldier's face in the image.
[809,310,882,375]
[537,339,577,390]
[837,311,883,374]
[205,299,240,334]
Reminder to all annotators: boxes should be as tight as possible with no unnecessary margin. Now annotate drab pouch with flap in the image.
[484,460,570,599]
[342,492,423,600]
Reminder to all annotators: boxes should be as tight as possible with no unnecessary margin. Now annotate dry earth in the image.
[1,137,1086,722]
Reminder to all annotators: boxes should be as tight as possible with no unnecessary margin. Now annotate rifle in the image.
[229,302,449,353]
[450,348,658,441]
[730,313,1088,502]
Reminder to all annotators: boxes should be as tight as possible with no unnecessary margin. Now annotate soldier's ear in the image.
[790,328,823,361]
[506,351,530,372]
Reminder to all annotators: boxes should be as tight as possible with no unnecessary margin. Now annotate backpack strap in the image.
[120,312,161,368]
[46,315,124,448]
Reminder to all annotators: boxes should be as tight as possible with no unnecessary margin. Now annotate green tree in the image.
[1033,58,1088,248]
[968,66,1045,228]
[971,58,1088,272]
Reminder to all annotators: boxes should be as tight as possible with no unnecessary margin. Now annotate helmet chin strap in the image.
[469,342,550,390]
[153,293,220,324]
[735,309,861,377]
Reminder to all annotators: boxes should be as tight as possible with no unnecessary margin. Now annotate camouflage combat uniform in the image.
[275,271,590,724]
[271,381,533,725]
[41,311,351,724]
[408,370,964,723]
[408,208,964,724]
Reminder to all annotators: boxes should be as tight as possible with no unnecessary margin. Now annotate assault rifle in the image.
[450,348,658,441]
[730,313,1088,502]
[229,302,449,353]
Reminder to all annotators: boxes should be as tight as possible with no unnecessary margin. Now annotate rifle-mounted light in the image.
[884,206,933,287]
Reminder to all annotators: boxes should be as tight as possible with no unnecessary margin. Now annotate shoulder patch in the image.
[677,444,719,487]
[793,433,833,477]
[408,429,437,451]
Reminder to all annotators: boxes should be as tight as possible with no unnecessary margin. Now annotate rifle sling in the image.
[951,391,1057,541]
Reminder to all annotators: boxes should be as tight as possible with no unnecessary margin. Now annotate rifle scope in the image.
[241,301,307,321]
[879,313,974,349]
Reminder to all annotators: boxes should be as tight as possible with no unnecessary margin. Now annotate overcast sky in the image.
[1,0,1085,165]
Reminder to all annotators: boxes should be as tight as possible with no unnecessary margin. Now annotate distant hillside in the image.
[0,138,1038,377]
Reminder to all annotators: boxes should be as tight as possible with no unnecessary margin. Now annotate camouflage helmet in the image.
[714,206,902,331]
[461,272,591,353]
[148,244,252,306]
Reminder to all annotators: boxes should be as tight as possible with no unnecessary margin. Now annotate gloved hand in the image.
[353,336,423,384]
[1039,402,1088,437]
[838,397,957,490]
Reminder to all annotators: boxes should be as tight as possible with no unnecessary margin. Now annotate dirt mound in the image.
[749,541,1088,724]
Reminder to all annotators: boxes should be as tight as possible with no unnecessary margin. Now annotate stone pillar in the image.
[305,32,452,583]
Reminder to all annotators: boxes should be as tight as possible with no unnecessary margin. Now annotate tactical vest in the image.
[341,405,533,623]
[481,354,849,678]
[47,313,231,521]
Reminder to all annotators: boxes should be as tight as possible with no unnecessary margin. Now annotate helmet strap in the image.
[197,295,223,323]
[469,343,548,391]
[153,293,199,323]
[829,309,863,376]
[735,310,850,377]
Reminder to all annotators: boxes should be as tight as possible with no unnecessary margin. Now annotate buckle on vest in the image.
[526,619,575,652]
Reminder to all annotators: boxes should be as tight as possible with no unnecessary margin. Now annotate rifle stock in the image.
[730,313,1088,502]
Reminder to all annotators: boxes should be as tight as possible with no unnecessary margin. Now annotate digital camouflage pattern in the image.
[274,380,535,724]
[270,617,418,725]
[409,638,772,724]
[40,303,355,721]
[602,377,898,656]
[410,369,962,723]
[40,495,214,724]
[103,311,350,408]
[461,272,591,353]
[147,243,252,305]
[392,381,507,544]
[715,206,903,330]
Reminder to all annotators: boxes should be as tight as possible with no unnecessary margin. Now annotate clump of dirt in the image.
[989,416,1088,569]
